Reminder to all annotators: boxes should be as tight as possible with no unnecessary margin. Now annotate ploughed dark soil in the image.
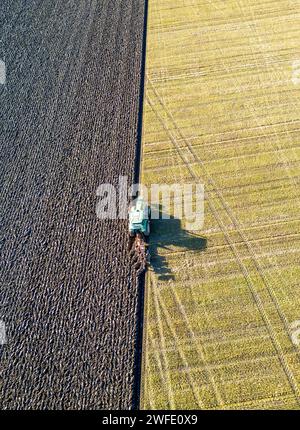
[0,0,146,409]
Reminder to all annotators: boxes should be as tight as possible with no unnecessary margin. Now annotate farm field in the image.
[0,0,146,409]
[141,0,300,409]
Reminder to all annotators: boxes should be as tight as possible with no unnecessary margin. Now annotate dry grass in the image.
[141,0,300,409]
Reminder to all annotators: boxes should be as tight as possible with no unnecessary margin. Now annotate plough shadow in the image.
[149,204,207,281]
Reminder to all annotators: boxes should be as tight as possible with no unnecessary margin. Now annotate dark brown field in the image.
[0,0,146,409]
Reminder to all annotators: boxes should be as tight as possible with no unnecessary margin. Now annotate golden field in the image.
[141,0,300,409]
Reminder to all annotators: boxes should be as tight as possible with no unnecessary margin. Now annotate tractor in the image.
[128,197,151,237]
[128,197,151,265]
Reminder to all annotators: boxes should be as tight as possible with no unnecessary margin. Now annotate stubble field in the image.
[141,0,300,409]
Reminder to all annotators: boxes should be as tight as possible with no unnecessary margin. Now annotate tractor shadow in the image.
[149,205,207,281]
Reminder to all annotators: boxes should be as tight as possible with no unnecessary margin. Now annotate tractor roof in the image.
[129,198,148,224]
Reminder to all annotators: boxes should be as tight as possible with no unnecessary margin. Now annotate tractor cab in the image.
[128,198,151,237]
